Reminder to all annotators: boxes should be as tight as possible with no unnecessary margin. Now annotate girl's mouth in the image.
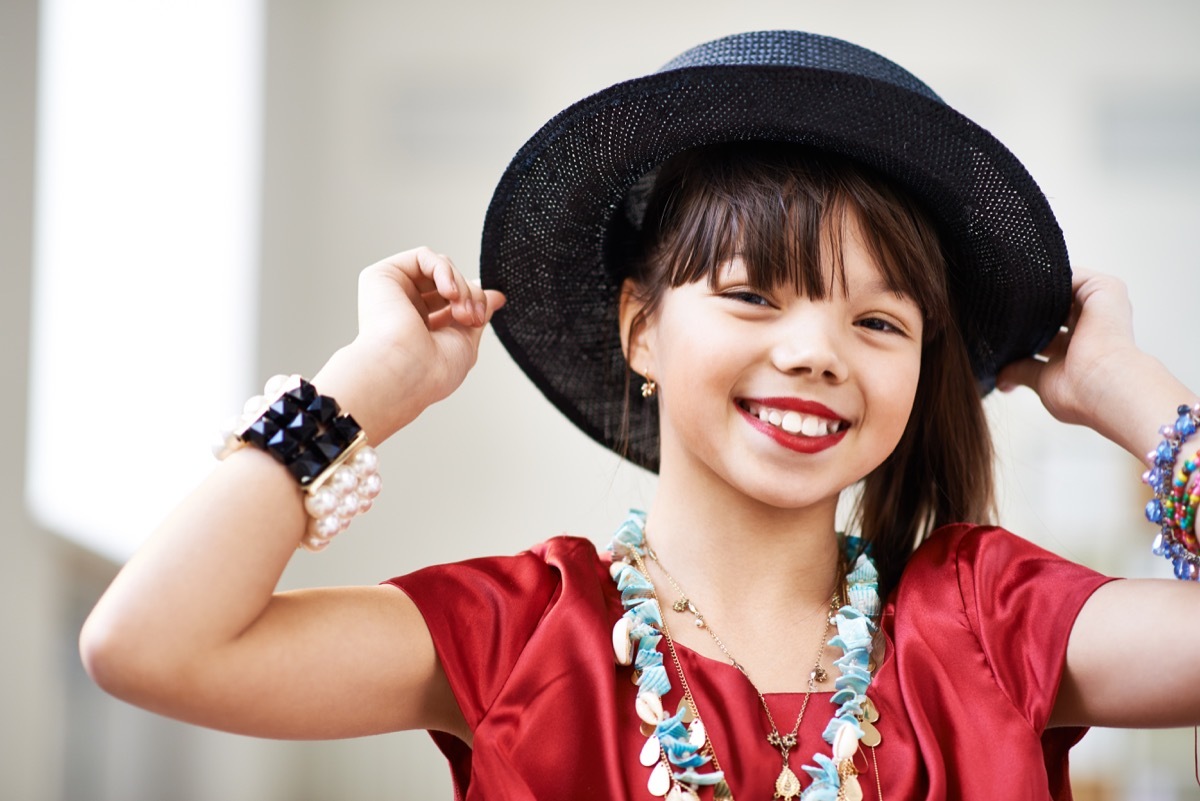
[738,400,848,436]
[736,398,849,454]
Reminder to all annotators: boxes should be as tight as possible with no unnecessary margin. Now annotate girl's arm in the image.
[998,271,1200,728]
[79,248,502,742]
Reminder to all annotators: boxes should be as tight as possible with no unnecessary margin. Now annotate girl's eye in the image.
[723,290,772,307]
[856,316,904,335]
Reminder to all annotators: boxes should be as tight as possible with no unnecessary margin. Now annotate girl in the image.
[80,30,1200,800]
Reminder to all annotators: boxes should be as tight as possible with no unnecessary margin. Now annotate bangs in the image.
[639,144,952,338]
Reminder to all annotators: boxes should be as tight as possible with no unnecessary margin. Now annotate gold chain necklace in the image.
[613,515,885,801]
[631,548,733,801]
[643,542,838,800]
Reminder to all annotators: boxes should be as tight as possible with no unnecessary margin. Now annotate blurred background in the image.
[3,0,1199,798]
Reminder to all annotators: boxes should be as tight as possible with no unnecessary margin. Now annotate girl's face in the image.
[630,212,924,512]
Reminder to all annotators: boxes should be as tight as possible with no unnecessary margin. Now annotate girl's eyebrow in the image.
[856,276,911,298]
[715,258,749,279]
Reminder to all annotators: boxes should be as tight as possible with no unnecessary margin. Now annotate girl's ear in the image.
[618,278,654,371]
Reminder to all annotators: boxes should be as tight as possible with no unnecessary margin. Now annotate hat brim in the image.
[481,63,1071,472]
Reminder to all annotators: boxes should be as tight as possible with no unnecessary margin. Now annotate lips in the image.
[737,398,848,454]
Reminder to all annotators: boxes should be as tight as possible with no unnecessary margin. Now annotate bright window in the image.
[28,0,264,561]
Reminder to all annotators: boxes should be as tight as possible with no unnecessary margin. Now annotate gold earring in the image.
[640,373,657,399]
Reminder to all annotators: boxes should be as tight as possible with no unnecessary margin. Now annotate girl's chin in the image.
[715,470,849,513]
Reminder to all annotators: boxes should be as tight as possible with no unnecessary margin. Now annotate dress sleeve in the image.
[383,546,565,730]
[938,524,1117,731]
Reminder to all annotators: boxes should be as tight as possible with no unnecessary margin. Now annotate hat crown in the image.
[482,30,1071,471]
[657,30,943,105]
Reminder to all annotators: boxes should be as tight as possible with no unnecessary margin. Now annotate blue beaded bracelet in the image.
[1142,403,1200,580]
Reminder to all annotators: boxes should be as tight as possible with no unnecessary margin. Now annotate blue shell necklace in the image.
[608,511,884,801]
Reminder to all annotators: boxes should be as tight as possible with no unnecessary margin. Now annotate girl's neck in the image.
[643,473,843,616]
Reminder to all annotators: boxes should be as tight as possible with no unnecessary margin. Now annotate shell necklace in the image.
[608,511,883,801]
[645,542,838,798]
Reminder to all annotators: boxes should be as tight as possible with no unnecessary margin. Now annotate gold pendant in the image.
[774,764,801,799]
[713,779,734,801]
[860,696,880,723]
[859,719,882,748]
[672,597,692,613]
[838,774,864,801]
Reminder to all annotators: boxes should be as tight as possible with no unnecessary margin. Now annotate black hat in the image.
[480,30,1071,472]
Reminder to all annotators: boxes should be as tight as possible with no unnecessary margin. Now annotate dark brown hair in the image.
[625,143,995,598]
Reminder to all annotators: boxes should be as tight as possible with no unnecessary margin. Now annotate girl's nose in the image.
[769,310,849,382]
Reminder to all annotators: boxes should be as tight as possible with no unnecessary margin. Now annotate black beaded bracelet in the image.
[214,374,382,552]
[215,375,363,485]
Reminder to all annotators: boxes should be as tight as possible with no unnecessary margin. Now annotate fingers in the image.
[1021,269,1130,367]
[407,247,471,323]
[996,268,1135,415]
[373,247,504,328]
[996,326,1070,393]
[482,288,507,318]
[996,357,1043,393]
[1070,269,1132,313]
[426,287,507,331]
[1070,267,1097,288]
[1036,326,1071,363]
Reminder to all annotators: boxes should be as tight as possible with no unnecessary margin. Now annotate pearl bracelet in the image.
[1143,403,1200,580]
[299,437,381,551]
[215,374,382,551]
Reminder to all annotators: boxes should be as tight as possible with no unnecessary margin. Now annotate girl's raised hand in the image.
[997,270,1138,428]
[998,269,1194,460]
[314,248,506,442]
[78,248,496,743]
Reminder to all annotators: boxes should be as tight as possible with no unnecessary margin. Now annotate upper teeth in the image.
[751,404,839,436]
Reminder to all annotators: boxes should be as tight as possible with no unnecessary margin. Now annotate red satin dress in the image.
[386,524,1115,800]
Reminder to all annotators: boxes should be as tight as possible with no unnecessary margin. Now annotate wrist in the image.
[1119,357,1198,463]
[312,340,438,443]
[1073,349,1194,461]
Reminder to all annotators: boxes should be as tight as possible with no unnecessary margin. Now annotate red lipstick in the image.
[737,397,848,454]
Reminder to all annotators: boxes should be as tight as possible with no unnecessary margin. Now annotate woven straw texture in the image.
[480,30,1071,472]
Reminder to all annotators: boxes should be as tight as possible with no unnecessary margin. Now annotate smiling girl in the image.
[80,31,1200,800]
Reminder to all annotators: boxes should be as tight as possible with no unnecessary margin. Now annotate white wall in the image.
[5,0,1199,798]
